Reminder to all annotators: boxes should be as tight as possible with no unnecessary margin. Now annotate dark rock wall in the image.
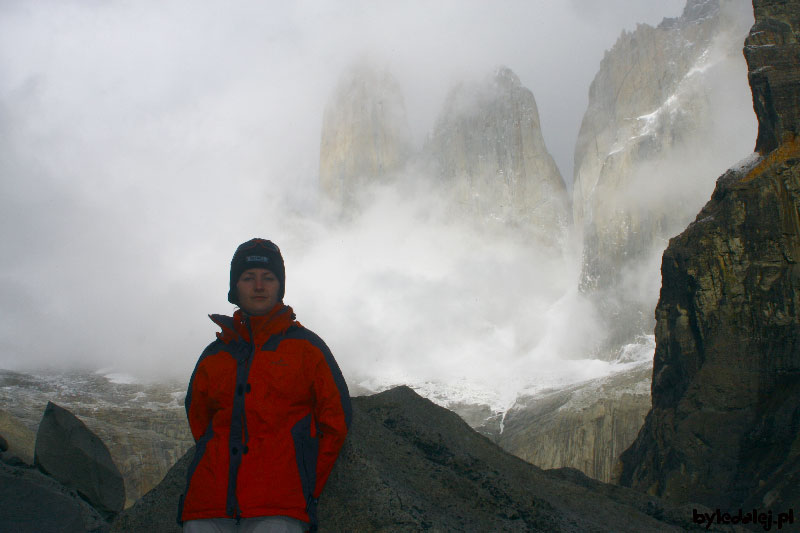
[617,0,800,511]
[744,0,800,153]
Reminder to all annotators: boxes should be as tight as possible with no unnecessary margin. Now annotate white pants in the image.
[183,516,308,533]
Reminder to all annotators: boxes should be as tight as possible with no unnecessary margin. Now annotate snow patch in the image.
[731,152,761,174]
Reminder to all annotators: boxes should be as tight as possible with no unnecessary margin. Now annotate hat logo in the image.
[246,256,270,263]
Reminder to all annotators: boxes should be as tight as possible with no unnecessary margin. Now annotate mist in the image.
[2,0,756,409]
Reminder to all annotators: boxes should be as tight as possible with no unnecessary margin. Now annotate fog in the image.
[1,0,756,408]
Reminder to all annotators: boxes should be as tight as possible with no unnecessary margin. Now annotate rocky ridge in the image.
[617,0,800,513]
[114,386,744,532]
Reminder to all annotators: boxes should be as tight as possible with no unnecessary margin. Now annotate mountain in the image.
[113,386,737,532]
[617,0,800,513]
[318,63,569,246]
[573,0,756,352]
[426,67,570,245]
[318,62,412,212]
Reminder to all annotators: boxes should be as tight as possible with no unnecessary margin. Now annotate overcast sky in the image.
[3,0,752,402]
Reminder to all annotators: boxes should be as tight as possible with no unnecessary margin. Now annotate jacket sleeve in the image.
[185,358,212,442]
[309,341,352,498]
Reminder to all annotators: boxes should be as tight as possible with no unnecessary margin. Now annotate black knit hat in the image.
[228,238,285,305]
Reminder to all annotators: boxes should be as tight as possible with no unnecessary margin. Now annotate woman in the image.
[179,238,351,533]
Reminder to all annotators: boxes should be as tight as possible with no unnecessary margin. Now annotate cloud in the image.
[0,0,749,406]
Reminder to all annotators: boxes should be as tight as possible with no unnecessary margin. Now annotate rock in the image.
[0,408,36,464]
[496,363,652,483]
[427,66,569,246]
[319,61,412,212]
[114,386,743,532]
[34,401,125,520]
[744,0,800,153]
[617,0,800,511]
[0,458,108,533]
[573,0,756,353]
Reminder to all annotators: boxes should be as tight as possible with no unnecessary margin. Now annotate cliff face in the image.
[617,0,800,511]
[574,0,755,351]
[427,67,569,244]
[318,62,411,211]
[744,0,800,153]
[496,363,651,483]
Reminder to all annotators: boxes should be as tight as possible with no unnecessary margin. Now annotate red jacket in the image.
[179,304,351,528]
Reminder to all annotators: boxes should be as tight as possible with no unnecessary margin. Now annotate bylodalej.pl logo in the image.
[692,508,794,531]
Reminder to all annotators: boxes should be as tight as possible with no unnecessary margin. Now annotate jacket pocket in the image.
[290,413,319,502]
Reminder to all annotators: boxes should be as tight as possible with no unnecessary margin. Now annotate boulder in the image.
[34,401,125,520]
[0,458,108,533]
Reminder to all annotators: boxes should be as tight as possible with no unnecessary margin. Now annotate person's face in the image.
[236,268,281,315]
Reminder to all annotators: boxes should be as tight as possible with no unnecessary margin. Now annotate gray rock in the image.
[0,458,108,533]
[573,0,756,353]
[496,363,652,483]
[319,61,412,212]
[427,66,569,246]
[34,401,125,520]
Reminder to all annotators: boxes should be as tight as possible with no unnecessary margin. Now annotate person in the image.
[178,238,352,533]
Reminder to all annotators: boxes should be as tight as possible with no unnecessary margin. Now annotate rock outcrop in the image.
[617,0,800,513]
[0,457,109,533]
[113,386,747,532]
[0,408,35,464]
[744,0,800,154]
[319,62,411,212]
[427,67,569,245]
[34,401,125,520]
[496,362,651,483]
[574,0,756,352]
